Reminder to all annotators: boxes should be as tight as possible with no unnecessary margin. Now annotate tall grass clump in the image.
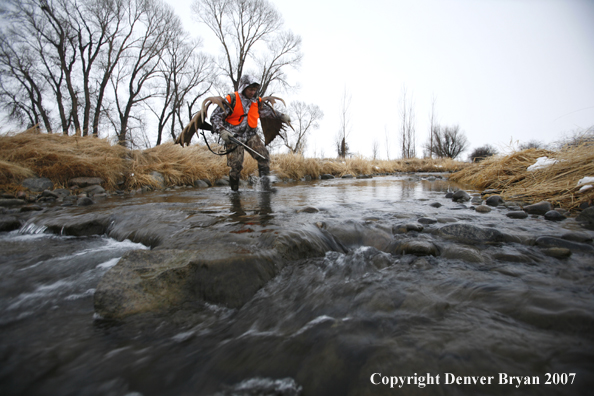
[450,146,594,210]
[0,128,128,189]
[127,143,228,189]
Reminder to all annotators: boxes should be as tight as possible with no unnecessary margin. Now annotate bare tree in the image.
[372,139,379,160]
[256,30,302,96]
[336,87,351,158]
[147,34,214,145]
[518,140,545,150]
[424,124,468,159]
[0,34,53,132]
[428,95,437,158]
[109,0,180,146]
[384,125,390,160]
[469,144,497,162]
[553,125,594,149]
[1,0,74,133]
[193,0,301,96]
[0,0,217,146]
[0,0,174,139]
[400,87,416,159]
[280,101,323,154]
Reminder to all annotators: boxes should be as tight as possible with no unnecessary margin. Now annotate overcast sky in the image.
[170,0,594,159]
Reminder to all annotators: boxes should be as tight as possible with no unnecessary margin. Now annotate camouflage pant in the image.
[226,134,270,180]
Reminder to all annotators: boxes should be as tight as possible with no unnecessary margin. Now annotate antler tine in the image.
[261,96,286,108]
[201,96,232,122]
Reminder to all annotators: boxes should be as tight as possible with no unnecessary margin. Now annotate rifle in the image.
[228,135,266,160]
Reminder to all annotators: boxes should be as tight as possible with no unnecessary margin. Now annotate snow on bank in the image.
[527,156,559,171]
[577,176,594,193]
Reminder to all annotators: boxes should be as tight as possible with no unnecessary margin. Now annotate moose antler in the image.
[175,109,211,147]
[260,96,286,109]
[201,96,233,123]
[259,96,295,145]
[176,96,233,147]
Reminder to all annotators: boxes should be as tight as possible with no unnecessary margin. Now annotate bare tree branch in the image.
[193,0,300,95]
[280,101,323,154]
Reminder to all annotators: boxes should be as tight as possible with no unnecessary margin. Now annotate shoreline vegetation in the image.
[449,145,594,211]
[0,128,467,190]
[1,128,593,211]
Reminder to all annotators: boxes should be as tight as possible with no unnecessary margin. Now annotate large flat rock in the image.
[94,247,283,319]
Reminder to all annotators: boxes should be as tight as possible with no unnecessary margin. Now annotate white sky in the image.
[169,0,594,159]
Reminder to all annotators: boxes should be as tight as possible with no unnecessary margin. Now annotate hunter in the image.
[210,75,291,191]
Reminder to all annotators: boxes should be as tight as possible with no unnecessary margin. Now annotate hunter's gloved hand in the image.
[280,114,291,124]
[219,129,233,144]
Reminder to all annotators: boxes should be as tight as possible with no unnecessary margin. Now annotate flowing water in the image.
[1,175,593,396]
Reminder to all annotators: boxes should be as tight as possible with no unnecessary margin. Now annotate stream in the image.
[1,175,593,396]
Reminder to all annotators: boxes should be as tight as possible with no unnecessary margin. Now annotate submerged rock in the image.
[389,240,439,256]
[506,211,528,219]
[94,248,282,319]
[193,180,210,188]
[485,195,504,207]
[576,207,594,229]
[475,205,492,213]
[535,236,594,253]
[77,197,95,206]
[523,201,552,215]
[436,223,517,244]
[544,210,566,222]
[411,257,433,269]
[22,177,54,192]
[541,247,572,259]
[392,223,424,233]
[436,217,458,223]
[80,185,106,196]
[0,199,25,208]
[0,216,21,232]
[298,206,319,213]
[20,205,43,212]
[489,249,535,263]
[68,177,104,188]
[561,231,593,243]
[471,196,482,205]
[442,245,485,263]
[452,190,471,202]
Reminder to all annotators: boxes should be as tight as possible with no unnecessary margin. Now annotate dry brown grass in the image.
[1,129,467,193]
[127,143,228,189]
[0,160,35,185]
[449,146,594,210]
[0,127,128,190]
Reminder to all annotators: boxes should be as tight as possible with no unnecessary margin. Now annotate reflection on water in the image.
[228,191,274,226]
[1,175,593,396]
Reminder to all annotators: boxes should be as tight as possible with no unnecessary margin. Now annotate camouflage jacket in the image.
[210,75,281,143]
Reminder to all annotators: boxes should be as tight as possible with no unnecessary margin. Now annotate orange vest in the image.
[225,92,260,128]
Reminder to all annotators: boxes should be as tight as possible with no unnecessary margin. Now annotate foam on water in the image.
[8,279,74,310]
[96,258,121,270]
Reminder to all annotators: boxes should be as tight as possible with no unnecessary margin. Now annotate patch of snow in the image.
[527,156,558,171]
[577,176,594,186]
